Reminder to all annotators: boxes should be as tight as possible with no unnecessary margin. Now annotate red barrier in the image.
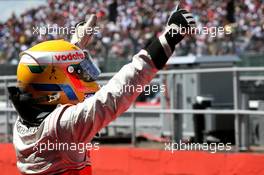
[0,144,20,175]
[91,147,264,175]
[1,144,264,175]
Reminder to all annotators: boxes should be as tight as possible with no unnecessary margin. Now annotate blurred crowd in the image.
[0,0,263,68]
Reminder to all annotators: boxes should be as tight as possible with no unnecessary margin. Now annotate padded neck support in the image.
[8,86,57,127]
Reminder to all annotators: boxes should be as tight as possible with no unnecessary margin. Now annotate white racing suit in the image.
[13,50,158,174]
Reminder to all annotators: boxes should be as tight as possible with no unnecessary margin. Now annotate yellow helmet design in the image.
[16,39,100,105]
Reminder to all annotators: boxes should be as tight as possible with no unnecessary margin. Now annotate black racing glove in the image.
[146,8,196,69]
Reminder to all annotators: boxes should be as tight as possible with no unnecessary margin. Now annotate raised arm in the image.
[56,8,196,143]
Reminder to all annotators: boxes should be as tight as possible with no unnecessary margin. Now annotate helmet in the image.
[16,39,100,105]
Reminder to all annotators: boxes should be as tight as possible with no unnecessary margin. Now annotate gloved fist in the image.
[145,8,196,70]
[167,9,196,29]
[71,14,97,50]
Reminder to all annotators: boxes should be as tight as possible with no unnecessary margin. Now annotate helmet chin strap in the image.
[30,92,60,104]
[8,86,60,104]
[47,93,60,103]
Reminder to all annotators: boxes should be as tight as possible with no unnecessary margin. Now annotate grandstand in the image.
[0,0,263,68]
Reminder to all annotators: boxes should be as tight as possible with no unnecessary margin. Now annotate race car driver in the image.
[9,7,195,175]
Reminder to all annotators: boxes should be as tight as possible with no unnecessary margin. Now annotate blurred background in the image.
[0,0,264,174]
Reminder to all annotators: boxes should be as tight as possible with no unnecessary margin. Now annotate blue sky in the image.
[0,0,46,22]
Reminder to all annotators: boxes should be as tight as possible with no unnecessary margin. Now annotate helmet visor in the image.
[68,52,101,82]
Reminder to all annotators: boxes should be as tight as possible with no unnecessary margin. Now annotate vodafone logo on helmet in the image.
[54,52,85,61]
